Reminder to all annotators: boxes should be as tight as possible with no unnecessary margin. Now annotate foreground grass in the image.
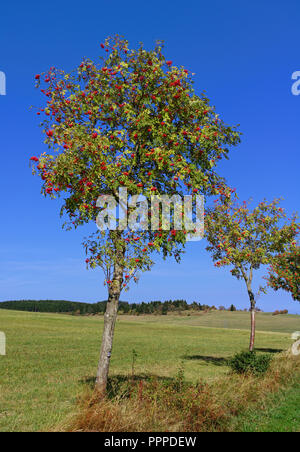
[236,382,300,432]
[0,309,298,431]
[64,354,300,432]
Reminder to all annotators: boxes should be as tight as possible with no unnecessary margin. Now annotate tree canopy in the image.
[31,36,240,242]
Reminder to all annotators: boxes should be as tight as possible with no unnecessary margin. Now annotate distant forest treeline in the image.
[0,299,218,315]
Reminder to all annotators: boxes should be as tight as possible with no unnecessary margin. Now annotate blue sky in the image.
[0,0,299,313]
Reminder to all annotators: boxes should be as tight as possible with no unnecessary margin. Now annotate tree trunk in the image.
[95,251,124,392]
[248,290,256,352]
[249,307,256,351]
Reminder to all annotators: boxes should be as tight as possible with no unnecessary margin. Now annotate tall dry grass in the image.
[60,353,300,432]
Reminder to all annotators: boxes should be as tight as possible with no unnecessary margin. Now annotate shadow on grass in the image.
[182,355,229,366]
[255,348,284,354]
[80,374,176,399]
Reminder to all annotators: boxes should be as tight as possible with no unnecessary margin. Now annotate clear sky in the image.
[0,0,299,313]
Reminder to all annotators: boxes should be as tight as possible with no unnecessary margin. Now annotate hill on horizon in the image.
[0,299,297,316]
[0,299,216,315]
[0,299,114,314]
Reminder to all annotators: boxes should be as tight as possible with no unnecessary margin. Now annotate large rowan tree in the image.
[205,198,299,351]
[31,36,240,391]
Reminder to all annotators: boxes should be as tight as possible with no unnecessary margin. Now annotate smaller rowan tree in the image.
[267,245,300,301]
[205,198,299,351]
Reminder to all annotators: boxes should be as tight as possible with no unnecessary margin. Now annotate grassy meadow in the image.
[0,308,299,432]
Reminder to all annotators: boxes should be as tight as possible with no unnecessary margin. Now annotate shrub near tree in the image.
[31,36,240,391]
[229,350,272,376]
[205,198,299,351]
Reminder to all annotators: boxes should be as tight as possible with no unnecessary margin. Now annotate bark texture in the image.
[241,266,256,352]
[95,237,124,392]
[248,288,256,352]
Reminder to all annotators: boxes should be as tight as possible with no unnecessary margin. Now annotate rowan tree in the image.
[30,36,240,391]
[205,198,299,351]
[267,245,300,301]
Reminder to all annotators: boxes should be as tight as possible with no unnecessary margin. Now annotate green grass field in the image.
[0,309,299,432]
